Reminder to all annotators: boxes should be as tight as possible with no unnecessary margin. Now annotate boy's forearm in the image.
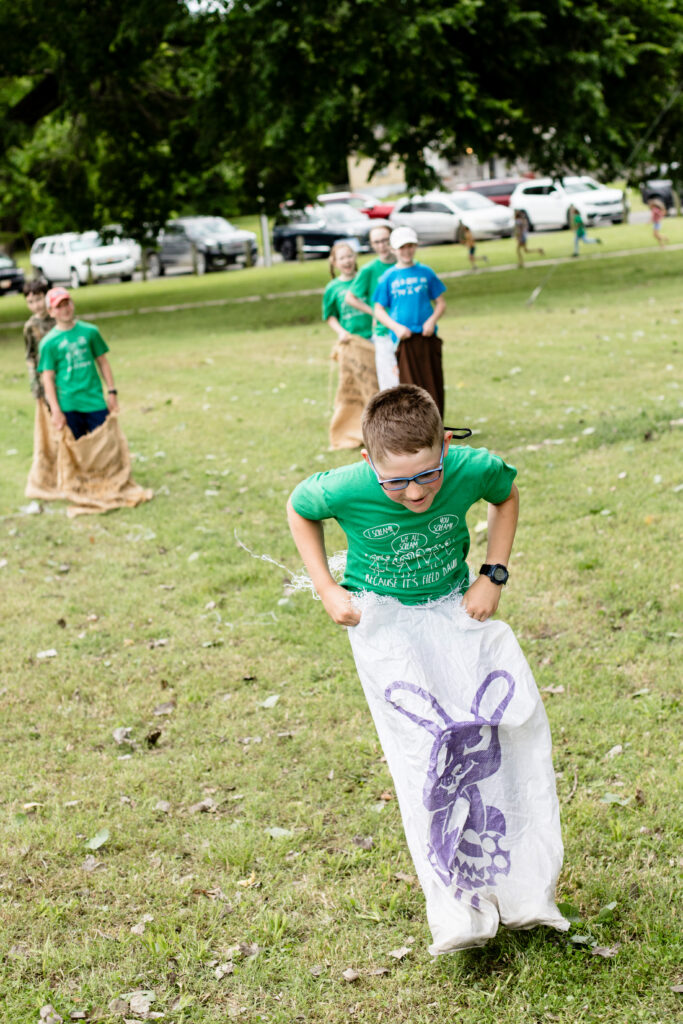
[41,371,60,412]
[373,303,404,335]
[485,484,519,566]
[286,501,336,594]
[431,295,446,322]
[345,291,373,317]
[96,354,116,390]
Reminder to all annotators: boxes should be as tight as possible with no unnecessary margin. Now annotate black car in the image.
[272,204,380,260]
[146,217,259,276]
[0,254,25,296]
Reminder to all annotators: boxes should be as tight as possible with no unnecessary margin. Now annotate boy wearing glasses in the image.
[286,385,567,954]
[343,223,398,389]
[287,384,517,626]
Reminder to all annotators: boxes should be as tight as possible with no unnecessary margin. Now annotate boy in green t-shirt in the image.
[38,287,120,440]
[344,223,398,389]
[288,384,517,622]
[287,385,567,953]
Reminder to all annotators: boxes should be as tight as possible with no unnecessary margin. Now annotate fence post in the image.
[296,235,304,262]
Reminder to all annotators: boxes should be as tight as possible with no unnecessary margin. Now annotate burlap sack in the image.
[26,409,153,517]
[329,335,379,450]
[25,399,61,500]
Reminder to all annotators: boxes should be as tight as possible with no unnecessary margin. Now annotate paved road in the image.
[2,236,680,331]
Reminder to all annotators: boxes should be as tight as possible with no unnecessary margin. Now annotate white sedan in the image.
[508,177,625,230]
[390,192,513,243]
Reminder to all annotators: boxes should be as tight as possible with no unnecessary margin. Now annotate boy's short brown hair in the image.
[23,278,48,297]
[362,385,442,459]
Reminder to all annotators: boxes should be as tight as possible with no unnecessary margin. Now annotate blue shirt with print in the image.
[373,262,446,342]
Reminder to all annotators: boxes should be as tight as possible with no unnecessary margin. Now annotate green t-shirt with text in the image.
[322,277,372,339]
[38,320,109,412]
[347,257,396,338]
[290,446,517,605]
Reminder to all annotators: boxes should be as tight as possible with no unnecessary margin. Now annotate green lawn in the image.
[0,241,681,1023]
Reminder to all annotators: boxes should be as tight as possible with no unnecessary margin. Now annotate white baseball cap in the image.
[390,226,419,249]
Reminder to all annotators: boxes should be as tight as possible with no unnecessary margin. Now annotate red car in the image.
[317,191,395,219]
[455,177,534,207]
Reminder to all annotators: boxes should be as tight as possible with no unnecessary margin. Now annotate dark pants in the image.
[396,333,444,416]
[64,408,108,440]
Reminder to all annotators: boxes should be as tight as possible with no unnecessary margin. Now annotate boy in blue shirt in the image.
[373,227,446,413]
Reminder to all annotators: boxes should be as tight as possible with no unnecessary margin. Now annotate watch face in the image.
[492,566,508,583]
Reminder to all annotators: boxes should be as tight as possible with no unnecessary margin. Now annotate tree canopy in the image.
[1,0,681,242]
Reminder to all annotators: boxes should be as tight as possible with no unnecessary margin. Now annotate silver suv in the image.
[30,232,137,288]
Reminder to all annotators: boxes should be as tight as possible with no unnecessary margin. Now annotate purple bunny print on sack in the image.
[385,671,515,900]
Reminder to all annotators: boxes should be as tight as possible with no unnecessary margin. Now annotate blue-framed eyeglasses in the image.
[367,427,472,492]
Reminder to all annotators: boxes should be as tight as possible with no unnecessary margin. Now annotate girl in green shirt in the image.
[322,242,373,343]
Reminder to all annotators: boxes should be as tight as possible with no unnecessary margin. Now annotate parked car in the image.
[30,232,136,288]
[0,254,25,296]
[447,192,515,236]
[639,178,680,211]
[272,204,378,260]
[455,177,532,206]
[317,191,396,219]
[508,177,625,230]
[146,217,258,276]
[390,192,513,243]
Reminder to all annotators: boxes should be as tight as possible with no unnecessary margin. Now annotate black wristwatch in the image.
[108,389,118,395]
[479,563,509,585]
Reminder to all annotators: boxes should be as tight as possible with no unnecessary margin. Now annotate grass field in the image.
[0,231,681,1023]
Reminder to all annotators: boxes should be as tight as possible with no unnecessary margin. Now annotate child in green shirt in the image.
[287,385,567,953]
[38,287,119,440]
[344,223,398,389]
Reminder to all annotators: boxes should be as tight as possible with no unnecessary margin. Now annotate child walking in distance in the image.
[460,223,489,270]
[373,227,447,415]
[323,243,379,449]
[513,210,544,268]
[570,205,601,257]
[344,223,398,389]
[648,199,669,248]
[38,288,119,439]
[287,385,568,953]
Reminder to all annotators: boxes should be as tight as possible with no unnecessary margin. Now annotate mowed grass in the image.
[0,240,681,1023]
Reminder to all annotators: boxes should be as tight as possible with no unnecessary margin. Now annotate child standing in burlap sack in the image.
[287,385,568,953]
[373,227,447,415]
[323,242,379,449]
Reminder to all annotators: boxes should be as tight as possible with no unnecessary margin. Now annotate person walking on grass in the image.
[344,223,398,389]
[459,223,489,271]
[323,242,379,449]
[648,199,669,248]
[286,384,568,955]
[570,205,601,257]
[38,287,119,439]
[373,227,447,415]
[513,210,544,268]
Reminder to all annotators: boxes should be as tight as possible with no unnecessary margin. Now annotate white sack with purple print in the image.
[348,592,569,954]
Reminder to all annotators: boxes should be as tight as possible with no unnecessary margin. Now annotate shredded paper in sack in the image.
[348,592,569,954]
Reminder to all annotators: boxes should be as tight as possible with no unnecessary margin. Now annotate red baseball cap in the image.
[46,286,72,311]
